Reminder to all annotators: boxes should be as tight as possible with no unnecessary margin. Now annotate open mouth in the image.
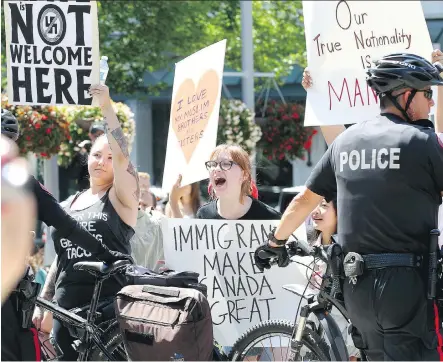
[214,176,226,187]
[312,217,322,221]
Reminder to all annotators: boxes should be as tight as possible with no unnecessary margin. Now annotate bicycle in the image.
[35,259,131,361]
[228,240,366,361]
[34,259,230,361]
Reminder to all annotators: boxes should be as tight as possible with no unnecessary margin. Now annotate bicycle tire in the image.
[89,325,127,361]
[228,319,330,361]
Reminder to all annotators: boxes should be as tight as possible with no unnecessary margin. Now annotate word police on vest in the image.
[340,148,401,172]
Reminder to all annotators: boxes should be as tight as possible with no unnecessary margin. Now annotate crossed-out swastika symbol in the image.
[45,15,58,35]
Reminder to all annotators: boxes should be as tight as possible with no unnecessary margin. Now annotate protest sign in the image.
[5,0,99,106]
[162,219,309,346]
[302,1,433,126]
[162,40,226,192]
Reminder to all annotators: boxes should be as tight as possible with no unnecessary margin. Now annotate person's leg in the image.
[375,268,441,361]
[52,318,79,361]
[1,297,22,361]
[343,271,384,361]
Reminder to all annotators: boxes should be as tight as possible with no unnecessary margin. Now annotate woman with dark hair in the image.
[309,198,338,246]
[307,198,359,360]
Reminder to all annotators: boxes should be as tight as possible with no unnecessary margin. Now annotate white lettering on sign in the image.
[339,148,400,172]
[162,219,308,346]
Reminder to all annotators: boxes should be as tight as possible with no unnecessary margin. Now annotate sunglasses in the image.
[205,160,238,171]
[395,89,433,100]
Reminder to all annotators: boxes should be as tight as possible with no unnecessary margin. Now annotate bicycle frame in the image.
[35,276,118,361]
[283,249,352,361]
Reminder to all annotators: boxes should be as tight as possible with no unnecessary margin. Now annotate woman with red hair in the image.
[199,144,280,220]
[169,144,279,220]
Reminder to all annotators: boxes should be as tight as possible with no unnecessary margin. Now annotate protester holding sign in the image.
[196,144,281,220]
[33,84,139,361]
[167,178,201,218]
[255,52,443,360]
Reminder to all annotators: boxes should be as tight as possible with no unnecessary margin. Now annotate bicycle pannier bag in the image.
[115,284,213,361]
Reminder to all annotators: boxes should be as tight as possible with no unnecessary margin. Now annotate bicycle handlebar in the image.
[258,239,329,265]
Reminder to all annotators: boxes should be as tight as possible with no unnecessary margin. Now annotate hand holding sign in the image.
[171,70,220,164]
[89,84,112,110]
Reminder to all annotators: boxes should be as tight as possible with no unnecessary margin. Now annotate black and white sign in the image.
[5,0,99,106]
[162,219,309,346]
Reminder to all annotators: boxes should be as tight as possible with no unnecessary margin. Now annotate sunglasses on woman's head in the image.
[205,160,237,171]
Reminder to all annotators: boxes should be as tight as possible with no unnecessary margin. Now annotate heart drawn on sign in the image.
[170,69,220,163]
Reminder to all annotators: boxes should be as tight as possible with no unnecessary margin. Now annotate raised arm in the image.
[89,85,139,226]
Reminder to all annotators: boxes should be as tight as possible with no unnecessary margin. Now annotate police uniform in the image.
[305,112,443,360]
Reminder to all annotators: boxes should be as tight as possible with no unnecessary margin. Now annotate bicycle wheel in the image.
[89,325,127,361]
[228,320,330,361]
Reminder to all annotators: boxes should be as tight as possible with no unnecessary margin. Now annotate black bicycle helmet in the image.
[366,53,443,95]
[1,109,19,141]
[366,53,443,123]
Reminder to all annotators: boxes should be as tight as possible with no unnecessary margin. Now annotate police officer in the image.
[254,53,443,360]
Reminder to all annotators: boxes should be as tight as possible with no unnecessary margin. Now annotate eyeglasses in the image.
[205,160,238,171]
[395,89,433,100]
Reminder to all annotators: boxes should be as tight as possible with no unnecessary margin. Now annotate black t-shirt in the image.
[53,190,134,309]
[306,113,443,255]
[196,197,281,220]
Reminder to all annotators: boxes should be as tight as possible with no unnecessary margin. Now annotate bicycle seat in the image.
[73,259,132,276]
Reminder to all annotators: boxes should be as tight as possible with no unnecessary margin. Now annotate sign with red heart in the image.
[162,40,226,193]
[171,70,220,163]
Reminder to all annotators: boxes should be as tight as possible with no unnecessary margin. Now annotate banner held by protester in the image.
[162,39,226,192]
[302,1,433,126]
[162,218,309,346]
[5,0,99,106]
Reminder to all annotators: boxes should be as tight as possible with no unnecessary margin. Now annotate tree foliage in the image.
[1,1,306,95]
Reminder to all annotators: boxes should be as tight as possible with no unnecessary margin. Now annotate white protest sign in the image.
[303,1,433,126]
[5,0,99,106]
[162,40,226,192]
[162,219,309,346]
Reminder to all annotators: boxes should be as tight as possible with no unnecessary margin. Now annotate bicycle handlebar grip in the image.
[428,229,440,300]
[258,250,276,260]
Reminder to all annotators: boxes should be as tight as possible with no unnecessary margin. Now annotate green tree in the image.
[1,1,306,95]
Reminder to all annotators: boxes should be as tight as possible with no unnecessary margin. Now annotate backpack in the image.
[115,284,213,361]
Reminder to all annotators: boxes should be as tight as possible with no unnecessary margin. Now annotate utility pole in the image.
[240,0,256,180]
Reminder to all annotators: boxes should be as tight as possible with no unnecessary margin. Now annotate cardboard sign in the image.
[5,0,99,106]
[302,1,433,126]
[162,219,309,346]
[162,40,226,192]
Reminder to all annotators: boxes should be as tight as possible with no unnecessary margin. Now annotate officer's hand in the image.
[302,68,313,91]
[254,242,290,272]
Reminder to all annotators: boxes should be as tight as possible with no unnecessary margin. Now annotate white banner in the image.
[162,219,310,346]
[162,40,226,193]
[5,0,99,106]
[302,1,433,126]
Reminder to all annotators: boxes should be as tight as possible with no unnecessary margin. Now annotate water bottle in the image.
[99,56,109,85]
